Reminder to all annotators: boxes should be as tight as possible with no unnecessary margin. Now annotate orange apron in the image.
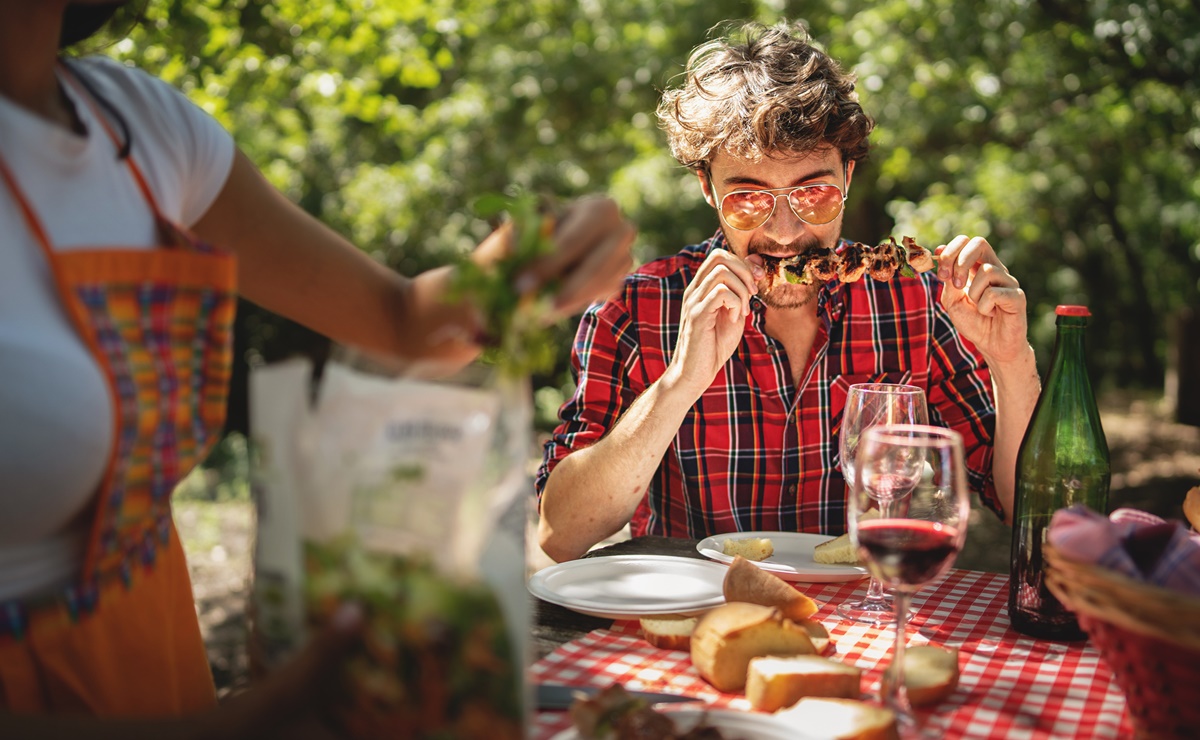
[0,65,235,716]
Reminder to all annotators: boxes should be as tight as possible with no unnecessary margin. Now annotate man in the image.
[535,21,1039,563]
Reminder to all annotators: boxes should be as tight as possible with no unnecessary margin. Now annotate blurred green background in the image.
[93,0,1199,447]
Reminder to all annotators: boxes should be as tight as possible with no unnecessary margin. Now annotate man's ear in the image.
[697,169,716,208]
[845,158,856,193]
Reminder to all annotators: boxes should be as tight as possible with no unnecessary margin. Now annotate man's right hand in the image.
[667,249,760,396]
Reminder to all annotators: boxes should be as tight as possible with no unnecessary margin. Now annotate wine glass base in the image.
[835,598,918,625]
[835,599,894,625]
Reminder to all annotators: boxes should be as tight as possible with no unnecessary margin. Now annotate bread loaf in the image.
[900,645,959,707]
[689,603,816,692]
[776,697,899,740]
[639,614,699,652]
[723,556,818,621]
[721,537,774,561]
[745,655,862,711]
[795,616,831,653]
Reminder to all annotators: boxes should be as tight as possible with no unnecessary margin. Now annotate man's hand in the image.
[668,250,758,395]
[936,235,1031,366]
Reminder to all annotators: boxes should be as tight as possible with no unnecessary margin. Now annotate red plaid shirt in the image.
[536,233,1000,538]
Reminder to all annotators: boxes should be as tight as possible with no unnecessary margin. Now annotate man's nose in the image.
[761,193,808,247]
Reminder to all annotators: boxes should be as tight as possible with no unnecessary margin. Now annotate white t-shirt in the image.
[0,57,235,601]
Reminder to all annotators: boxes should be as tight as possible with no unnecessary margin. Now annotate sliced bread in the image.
[746,655,862,711]
[723,555,818,621]
[721,537,775,561]
[639,614,700,652]
[690,603,817,692]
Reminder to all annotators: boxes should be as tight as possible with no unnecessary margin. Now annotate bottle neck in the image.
[1047,317,1088,380]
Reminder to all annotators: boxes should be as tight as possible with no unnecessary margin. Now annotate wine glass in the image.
[849,424,969,720]
[836,383,928,624]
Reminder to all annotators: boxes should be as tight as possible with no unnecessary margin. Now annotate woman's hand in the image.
[474,195,637,318]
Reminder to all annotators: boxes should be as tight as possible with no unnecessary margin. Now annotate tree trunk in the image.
[1171,308,1200,427]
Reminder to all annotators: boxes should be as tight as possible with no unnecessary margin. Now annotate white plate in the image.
[696,531,869,583]
[549,707,801,740]
[527,555,727,619]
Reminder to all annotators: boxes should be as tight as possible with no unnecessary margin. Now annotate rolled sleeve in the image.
[927,297,1002,518]
[534,299,638,503]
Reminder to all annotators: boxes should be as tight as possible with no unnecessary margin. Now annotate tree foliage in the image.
[95,0,1199,426]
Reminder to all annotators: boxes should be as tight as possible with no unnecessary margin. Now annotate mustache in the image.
[747,234,822,257]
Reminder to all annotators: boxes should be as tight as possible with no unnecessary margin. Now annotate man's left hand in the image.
[935,235,1031,366]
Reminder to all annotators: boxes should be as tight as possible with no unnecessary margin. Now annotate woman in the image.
[0,1,635,735]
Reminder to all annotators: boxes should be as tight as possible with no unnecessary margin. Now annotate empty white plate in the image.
[528,555,727,619]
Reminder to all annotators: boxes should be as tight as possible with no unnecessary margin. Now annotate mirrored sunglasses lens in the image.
[722,191,775,230]
[789,186,843,224]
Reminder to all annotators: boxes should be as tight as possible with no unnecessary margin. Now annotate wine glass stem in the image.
[864,575,887,603]
[863,498,895,606]
[883,590,913,715]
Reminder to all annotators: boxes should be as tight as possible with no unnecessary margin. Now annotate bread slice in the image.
[776,697,899,740]
[721,537,775,561]
[690,603,816,692]
[812,533,859,565]
[746,655,862,711]
[902,645,959,707]
[814,510,879,565]
[639,614,699,652]
[723,555,818,621]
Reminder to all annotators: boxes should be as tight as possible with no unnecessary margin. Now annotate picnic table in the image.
[529,536,1133,739]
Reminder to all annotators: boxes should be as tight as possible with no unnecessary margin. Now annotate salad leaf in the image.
[449,191,562,378]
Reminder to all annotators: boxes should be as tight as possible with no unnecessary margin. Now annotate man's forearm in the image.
[538,367,702,562]
[987,345,1041,524]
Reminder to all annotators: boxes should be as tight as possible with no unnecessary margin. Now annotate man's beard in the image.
[744,233,830,310]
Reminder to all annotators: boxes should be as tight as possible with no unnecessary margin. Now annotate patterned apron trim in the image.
[0,63,236,640]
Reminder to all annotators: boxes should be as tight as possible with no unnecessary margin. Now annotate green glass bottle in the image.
[1008,305,1111,640]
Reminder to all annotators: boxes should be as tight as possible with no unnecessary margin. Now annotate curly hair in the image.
[657,20,874,172]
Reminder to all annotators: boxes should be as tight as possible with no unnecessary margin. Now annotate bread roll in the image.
[639,614,699,652]
[776,697,899,740]
[746,655,862,711]
[901,645,959,707]
[689,603,816,692]
[723,556,818,621]
[721,537,774,561]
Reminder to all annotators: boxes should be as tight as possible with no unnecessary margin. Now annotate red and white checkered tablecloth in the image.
[530,569,1133,739]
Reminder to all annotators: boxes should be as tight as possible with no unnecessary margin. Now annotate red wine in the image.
[857,519,959,588]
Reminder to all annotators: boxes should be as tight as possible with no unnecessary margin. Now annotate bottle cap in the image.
[1055,305,1091,317]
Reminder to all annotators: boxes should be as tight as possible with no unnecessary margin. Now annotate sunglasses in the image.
[710,164,849,231]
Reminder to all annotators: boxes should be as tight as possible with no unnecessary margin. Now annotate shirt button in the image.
[767,345,778,354]
[787,484,797,497]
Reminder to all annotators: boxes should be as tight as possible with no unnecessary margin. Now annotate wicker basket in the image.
[1045,544,1200,739]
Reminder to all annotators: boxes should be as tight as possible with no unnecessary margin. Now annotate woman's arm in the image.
[193,149,635,368]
